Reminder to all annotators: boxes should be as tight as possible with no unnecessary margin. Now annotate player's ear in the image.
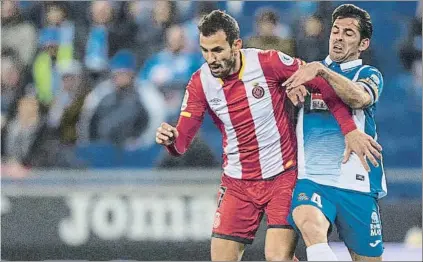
[358,38,370,52]
[232,38,242,51]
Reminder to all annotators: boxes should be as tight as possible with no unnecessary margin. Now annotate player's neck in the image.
[228,51,242,76]
[330,54,361,64]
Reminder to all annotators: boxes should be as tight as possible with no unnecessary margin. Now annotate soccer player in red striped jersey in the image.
[155,10,381,261]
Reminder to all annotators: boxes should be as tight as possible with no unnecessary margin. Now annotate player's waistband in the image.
[223,166,297,181]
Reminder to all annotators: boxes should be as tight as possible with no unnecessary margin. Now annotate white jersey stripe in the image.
[200,64,243,179]
[241,50,284,179]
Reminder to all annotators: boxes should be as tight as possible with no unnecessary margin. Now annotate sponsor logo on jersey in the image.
[298,193,309,201]
[356,174,365,181]
[209,98,222,106]
[310,93,328,111]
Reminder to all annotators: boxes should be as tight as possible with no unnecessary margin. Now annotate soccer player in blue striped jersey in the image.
[282,4,385,261]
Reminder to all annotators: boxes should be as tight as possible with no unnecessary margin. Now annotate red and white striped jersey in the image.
[166,49,356,180]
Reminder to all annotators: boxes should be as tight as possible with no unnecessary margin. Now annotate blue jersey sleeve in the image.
[355,66,384,106]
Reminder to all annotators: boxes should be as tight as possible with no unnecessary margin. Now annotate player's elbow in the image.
[346,95,371,109]
[348,100,365,109]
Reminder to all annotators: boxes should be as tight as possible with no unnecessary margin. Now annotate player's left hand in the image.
[282,62,324,90]
[286,85,309,106]
[343,129,382,171]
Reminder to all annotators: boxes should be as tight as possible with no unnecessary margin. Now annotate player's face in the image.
[329,17,370,63]
[200,30,241,78]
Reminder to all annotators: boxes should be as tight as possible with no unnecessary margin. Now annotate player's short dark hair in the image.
[332,4,373,40]
[197,10,240,45]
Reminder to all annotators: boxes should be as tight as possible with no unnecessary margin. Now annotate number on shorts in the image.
[217,186,227,208]
[311,193,323,208]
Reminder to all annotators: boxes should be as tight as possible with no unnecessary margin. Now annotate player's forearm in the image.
[165,116,202,156]
[318,67,371,109]
[166,132,189,156]
[305,77,357,135]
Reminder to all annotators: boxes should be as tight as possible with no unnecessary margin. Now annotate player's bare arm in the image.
[283,62,372,109]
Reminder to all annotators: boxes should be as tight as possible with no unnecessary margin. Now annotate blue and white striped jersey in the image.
[297,56,387,198]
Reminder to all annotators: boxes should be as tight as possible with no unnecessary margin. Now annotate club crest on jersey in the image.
[252,83,265,99]
[371,211,379,224]
[298,193,309,201]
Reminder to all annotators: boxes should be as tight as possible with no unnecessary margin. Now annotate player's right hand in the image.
[343,129,382,172]
[156,122,179,146]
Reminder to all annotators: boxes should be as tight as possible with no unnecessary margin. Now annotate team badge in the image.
[371,211,379,224]
[213,212,221,228]
[252,83,265,99]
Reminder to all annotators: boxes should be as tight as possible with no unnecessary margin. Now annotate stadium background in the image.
[1,1,421,260]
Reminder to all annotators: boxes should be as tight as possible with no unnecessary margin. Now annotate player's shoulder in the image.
[243,48,297,67]
[187,63,216,91]
[358,64,383,78]
[357,64,383,86]
[187,68,203,89]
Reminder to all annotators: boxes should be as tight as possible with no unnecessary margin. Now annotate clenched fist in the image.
[156,122,179,146]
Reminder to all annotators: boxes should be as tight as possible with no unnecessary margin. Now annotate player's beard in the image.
[210,52,237,79]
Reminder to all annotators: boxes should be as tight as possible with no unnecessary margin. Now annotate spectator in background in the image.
[32,27,67,109]
[84,1,137,82]
[398,15,422,112]
[47,60,92,145]
[377,13,422,167]
[294,14,328,62]
[1,50,27,131]
[2,94,83,173]
[1,0,37,67]
[182,2,218,53]
[3,96,46,168]
[138,24,199,123]
[130,0,179,66]
[79,50,166,149]
[41,2,85,61]
[244,8,296,56]
[126,1,154,27]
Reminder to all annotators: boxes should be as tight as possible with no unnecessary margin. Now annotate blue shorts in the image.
[287,179,384,257]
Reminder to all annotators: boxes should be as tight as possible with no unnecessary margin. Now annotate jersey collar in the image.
[217,50,246,85]
[324,55,362,71]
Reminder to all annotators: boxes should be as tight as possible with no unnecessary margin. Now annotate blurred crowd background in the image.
[1,0,421,173]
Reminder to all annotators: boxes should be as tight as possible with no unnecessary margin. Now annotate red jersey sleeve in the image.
[166,70,207,156]
[266,50,356,135]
